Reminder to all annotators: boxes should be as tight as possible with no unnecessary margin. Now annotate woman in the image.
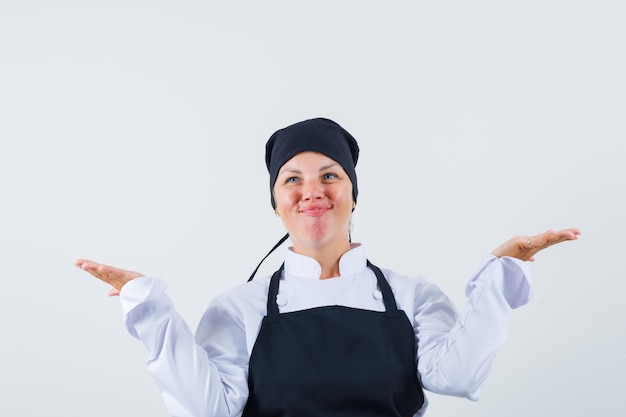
[76,118,579,417]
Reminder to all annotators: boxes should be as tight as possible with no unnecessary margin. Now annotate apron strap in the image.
[266,263,285,319]
[367,260,400,313]
[248,233,290,282]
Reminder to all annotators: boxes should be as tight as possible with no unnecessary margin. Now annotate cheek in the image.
[273,187,296,209]
[333,185,353,207]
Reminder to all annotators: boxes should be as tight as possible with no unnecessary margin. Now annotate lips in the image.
[299,205,331,216]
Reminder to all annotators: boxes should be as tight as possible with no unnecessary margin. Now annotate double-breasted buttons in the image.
[276,294,288,307]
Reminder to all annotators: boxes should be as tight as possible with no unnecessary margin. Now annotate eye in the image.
[284,176,300,184]
[322,172,339,181]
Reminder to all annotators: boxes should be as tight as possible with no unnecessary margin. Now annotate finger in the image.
[75,259,98,270]
[522,236,535,251]
[541,229,580,246]
[77,261,125,285]
[530,230,559,248]
[108,288,120,297]
[75,259,90,268]
[559,228,581,240]
[525,229,580,260]
[560,227,581,236]
[538,230,557,247]
[77,261,106,278]
[96,263,123,275]
[82,264,116,281]
[517,237,533,251]
[96,263,142,279]
[76,259,120,273]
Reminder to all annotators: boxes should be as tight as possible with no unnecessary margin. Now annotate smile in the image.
[299,206,331,216]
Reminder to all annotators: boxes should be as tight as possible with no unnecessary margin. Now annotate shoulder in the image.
[201,273,273,326]
[211,273,272,309]
[376,267,452,315]
[377,267,440,293]
[196,273,272,346]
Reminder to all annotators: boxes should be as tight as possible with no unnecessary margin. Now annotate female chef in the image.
[76,118,580,417]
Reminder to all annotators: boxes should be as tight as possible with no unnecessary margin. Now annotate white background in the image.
[1,1,624,416]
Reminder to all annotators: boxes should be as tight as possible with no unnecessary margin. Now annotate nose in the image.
[301,180,324,201]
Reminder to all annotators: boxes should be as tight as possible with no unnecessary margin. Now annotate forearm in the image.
[121,277,234,417]
[417,256,532,399]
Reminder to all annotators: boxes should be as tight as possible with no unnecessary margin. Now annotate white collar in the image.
[283,243,367,280]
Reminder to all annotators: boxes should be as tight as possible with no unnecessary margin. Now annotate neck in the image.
[292,239,351,279]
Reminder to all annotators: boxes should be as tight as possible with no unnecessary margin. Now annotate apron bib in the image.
[242,261,424,417]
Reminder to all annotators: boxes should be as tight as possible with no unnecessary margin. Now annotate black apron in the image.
[242,260,425,417]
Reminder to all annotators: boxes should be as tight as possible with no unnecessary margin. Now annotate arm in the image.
[415,228,579,399]
[76,260,249,417]
[122,277,244,417]
[415,255,530,399]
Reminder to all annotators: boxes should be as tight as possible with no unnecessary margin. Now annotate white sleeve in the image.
[120,277,247,417]
[415,255,532,400]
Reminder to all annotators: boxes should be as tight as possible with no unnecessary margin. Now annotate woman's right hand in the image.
[75,259,143,296]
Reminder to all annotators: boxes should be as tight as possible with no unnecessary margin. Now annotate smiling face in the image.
[273,151,354,256]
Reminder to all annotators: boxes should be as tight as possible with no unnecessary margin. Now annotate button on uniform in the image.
[276,294,288,307]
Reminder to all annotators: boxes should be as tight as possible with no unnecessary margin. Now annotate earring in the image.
[275,209,280,218]
[352,202,356,210]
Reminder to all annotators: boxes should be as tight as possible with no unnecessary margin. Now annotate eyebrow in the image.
[279,162,339,175]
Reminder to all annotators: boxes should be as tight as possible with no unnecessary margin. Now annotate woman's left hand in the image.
[491,228,581,261]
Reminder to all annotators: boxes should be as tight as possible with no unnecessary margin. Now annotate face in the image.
[273,151,354,255]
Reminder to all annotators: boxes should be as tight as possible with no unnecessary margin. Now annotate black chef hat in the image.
[265,118,360,209]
